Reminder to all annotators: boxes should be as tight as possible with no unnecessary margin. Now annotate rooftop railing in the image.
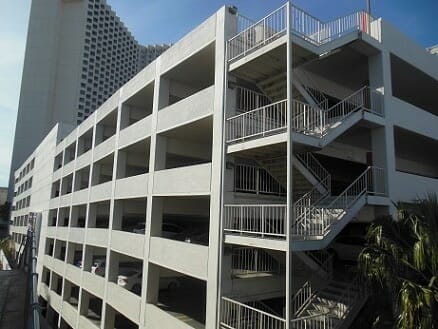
[228,3,376,62]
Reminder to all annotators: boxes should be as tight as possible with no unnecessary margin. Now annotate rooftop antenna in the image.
[366,0,371,15]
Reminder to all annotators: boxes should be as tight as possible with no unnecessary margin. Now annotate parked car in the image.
[117,270,180,293]
[132,223,146,234]
[162,223,185,239]
[328,235,367,262]
[159,277,181,291]
[118,269,142,294]
[183,232,209,245]
[91,258,106,276]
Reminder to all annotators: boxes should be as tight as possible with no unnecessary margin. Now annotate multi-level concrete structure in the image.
[9,2,438,329]
[8,0,169,201]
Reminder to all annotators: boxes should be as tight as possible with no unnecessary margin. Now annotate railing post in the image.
[261,206,265,237]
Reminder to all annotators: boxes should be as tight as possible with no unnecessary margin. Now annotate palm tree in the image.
[358,194,438,329]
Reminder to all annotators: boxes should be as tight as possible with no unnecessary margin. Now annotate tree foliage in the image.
[359,194,438,328]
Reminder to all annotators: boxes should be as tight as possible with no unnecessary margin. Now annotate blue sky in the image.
[0,0,437,187]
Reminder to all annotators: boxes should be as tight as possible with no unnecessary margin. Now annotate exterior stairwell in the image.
[256,152,330,202]
[226,85,383,146]
[291,278,368,329]
[224,165,386,250]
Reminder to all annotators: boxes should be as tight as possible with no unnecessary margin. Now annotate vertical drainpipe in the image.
[285,1,293,329]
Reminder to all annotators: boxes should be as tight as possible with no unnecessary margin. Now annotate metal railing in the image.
[292,281,313,316]
[292,86,383,138]
[232,247,280,276]
[237,14,256,33]
[223,204,287,238]
[235,163,286,196]
[295,153,331,190]
[226,87,383,144]
[320,11,373,44]
[25,230,40,329]
[236,86,271,113]
[290,313,334,329]
[293,166,386,238]
[226,100,287,143]
[305,250,334,279]
[228,4,287,61]
[228,4,377,61]
[334,276,368,319]
[221,297,286,329]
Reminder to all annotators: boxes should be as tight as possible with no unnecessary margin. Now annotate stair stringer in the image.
[337,296,368,329]
[256,155,328,199]
[292,73,320,108]
[292,195,367,251]
[295,252,330,278]
[292,109,364,149]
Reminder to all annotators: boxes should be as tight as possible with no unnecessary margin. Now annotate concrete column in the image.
[209,7,237,329]
[63,280,72,301]
[149,197,163,239]
[158,78,170,110]
[77,138,85,156]
[116,150,127,179]
[146,263,160,304]
[91,163,101,186]
[95,125,104,146]
[286,3,293,328]
[120,104,130,129]
[70,206,78,227]
[103,305,116,329]
[154,135,167,171]
[142,58,167,328]
[112,200,123,231]
[107,251,120,283]
[66,242,75,265]
[88,203,97,228]
[369,50,396,215]
[79,290,90,316]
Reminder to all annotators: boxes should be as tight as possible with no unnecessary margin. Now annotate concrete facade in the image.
[0,188,7,206]
[9,3,438,329]
[8,0,170,202]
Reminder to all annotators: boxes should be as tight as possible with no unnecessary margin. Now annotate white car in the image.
[117,270,180,293]
[328,235,367,262]
[91,258,106,276]
[118,270,142,294]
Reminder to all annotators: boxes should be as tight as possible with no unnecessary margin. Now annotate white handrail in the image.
[226,86,383,143]
[228,4,287,61]
[290,312,334,329]
[236,86,271,112]
[228,5,377,61]
[291,281,313,316]
[221,297,286,329]
[235,163,286,196]
[295,153,331,190]
[232,247,280,275]
[226,99,287,143]
[293,166,386,238]
[223,204,287,238]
